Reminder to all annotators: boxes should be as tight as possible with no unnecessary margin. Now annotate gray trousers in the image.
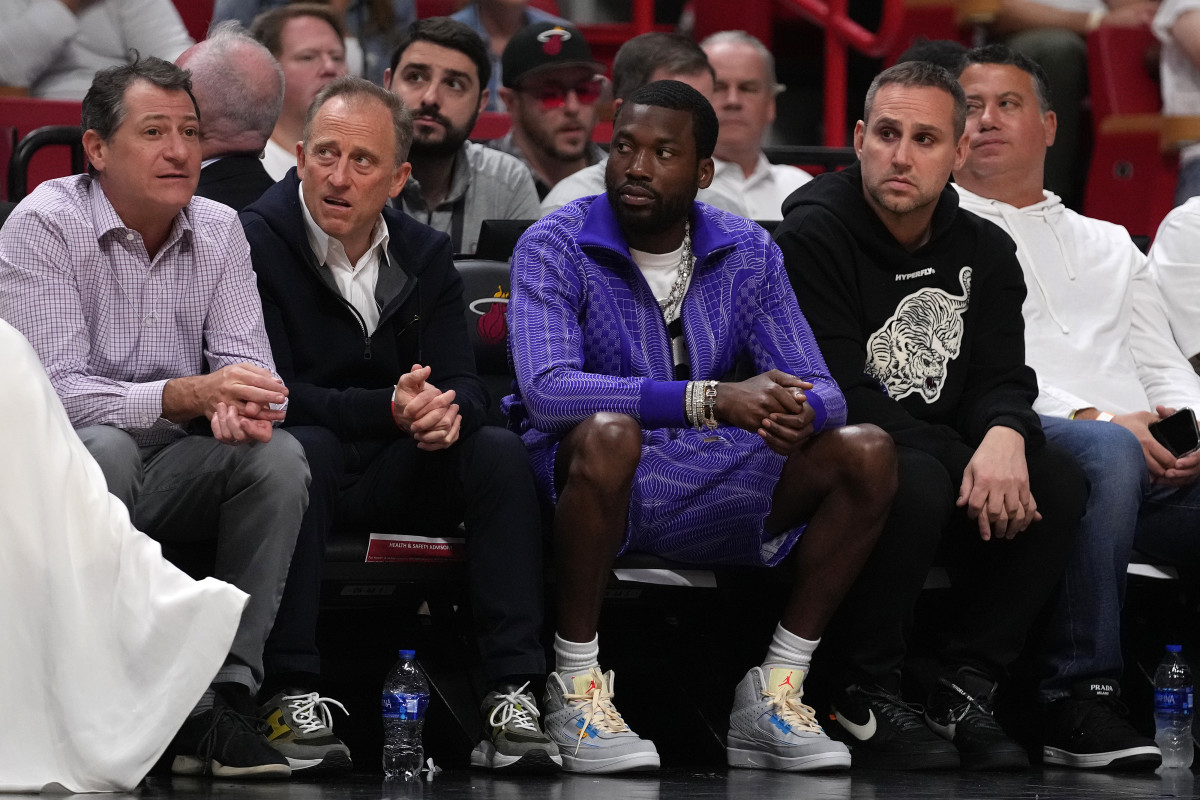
[77,425,309,692]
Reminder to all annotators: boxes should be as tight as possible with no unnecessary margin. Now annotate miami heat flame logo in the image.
[537,27,571,56]
[469,285,509,346]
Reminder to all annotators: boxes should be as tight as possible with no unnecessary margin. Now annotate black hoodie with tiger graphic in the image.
[774,161,1043,473]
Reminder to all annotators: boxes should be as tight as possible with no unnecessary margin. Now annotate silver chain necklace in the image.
[658,220,694,322]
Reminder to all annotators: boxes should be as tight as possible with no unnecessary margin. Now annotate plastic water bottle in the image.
[1155,644,1195,769]
[382,649,430,780]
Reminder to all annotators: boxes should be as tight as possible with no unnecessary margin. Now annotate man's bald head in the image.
[176,21,284,159]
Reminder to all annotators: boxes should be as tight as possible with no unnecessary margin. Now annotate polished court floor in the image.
[18,566,1195,798]
[13,767,1200,800]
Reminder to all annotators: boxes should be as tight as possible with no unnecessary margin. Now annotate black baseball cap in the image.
[501,21,604,89]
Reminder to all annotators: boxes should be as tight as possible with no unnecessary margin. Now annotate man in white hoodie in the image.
[952,44,1200,771]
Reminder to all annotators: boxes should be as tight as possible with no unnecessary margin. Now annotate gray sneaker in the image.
[727,666,851,771]
[470,681,562,772]
[257,689,352,775]
[542,668,660,774]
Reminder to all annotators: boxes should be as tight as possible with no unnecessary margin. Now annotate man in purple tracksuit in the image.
[505,79,897,774]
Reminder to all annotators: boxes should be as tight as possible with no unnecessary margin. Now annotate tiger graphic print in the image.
[865,266,972,403]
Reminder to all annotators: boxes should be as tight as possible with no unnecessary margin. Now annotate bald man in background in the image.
[177,21,285,211]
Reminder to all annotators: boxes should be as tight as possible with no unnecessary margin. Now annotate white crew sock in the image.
[554,632,600,677]
[763,622,819,673]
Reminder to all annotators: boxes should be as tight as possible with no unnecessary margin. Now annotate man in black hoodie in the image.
[775,61,1086,771]
[240,76,557,775]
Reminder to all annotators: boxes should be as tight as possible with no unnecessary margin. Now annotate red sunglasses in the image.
[523,77,604,109]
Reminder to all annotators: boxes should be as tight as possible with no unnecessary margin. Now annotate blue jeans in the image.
[1040,415,1200,700]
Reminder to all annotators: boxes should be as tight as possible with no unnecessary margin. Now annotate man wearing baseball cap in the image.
[491,22,607,199]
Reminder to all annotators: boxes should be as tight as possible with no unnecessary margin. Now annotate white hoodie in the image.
[955,185,1200,417]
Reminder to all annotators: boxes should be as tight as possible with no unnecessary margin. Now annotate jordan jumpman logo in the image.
[778,672,795,690]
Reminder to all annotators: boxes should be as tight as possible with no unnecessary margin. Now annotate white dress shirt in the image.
[299,182,390,335]
[710,154,813,221]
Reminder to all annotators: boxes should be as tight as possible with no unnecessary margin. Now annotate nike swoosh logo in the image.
[834,708,877,740]
[925,716,955,741]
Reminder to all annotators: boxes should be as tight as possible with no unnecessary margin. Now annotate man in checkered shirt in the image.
[0,56,308,779]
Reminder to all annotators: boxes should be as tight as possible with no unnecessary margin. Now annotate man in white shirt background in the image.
[699,30,812,222]
[250,3,349,181]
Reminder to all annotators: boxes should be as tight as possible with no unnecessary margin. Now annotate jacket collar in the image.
[575,194,740,267]
[247,168,455,312]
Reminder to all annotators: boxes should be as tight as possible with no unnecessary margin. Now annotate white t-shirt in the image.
[630,242,690,319]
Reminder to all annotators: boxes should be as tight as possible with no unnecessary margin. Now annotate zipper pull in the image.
[363,336,372,361]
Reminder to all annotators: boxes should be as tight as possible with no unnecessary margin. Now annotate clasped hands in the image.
[391,364,461,451]
[714,369,818,455]
[958,426,1040,541]
[163,363,288,445]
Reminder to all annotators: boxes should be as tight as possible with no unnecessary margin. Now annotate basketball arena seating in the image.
[0,98,83,202]
[1083,25,1200,241]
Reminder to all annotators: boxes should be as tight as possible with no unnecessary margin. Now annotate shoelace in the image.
[195,705,261,773]
[857,686,928,732]
[939,680,1002,731]
[764,683,822,734]
[562,668,630,754]
[284,691,349,734]
[488,681,542,733]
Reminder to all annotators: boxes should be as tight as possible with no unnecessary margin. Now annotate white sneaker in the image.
[727,666,851,771]
[541,667,660,774]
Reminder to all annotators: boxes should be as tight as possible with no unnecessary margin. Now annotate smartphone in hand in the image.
[1149,408,1200,457]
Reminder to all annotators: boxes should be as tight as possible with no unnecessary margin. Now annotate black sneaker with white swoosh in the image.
[924,667,1029,771]
[828,684,959,770]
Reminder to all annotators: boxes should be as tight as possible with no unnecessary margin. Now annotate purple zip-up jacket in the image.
[503,195,847,565]
[506,194,845,440]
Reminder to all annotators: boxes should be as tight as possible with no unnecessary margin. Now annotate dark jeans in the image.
[822,441,1086,690]
[265,424,547,684]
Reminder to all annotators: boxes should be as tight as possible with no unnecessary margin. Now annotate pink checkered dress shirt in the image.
[0,174,279,445]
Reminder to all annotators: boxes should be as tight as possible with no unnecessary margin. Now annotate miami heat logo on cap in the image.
[537,26,572,57]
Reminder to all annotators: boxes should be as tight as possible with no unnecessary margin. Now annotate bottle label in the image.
[1154,687,1195,715]
[382,691,429,720]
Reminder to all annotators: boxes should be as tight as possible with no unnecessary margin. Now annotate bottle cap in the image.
[399,649,416,659]
[1168,644,1183,653]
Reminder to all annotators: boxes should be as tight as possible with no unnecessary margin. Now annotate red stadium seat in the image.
[0,97,82,201]
[1083,26,1182,240]
[173,0,214,41]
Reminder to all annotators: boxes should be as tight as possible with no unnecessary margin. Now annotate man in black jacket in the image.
[177,22,282,211]
[775,61,1086,771]
[240,76,556,775]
